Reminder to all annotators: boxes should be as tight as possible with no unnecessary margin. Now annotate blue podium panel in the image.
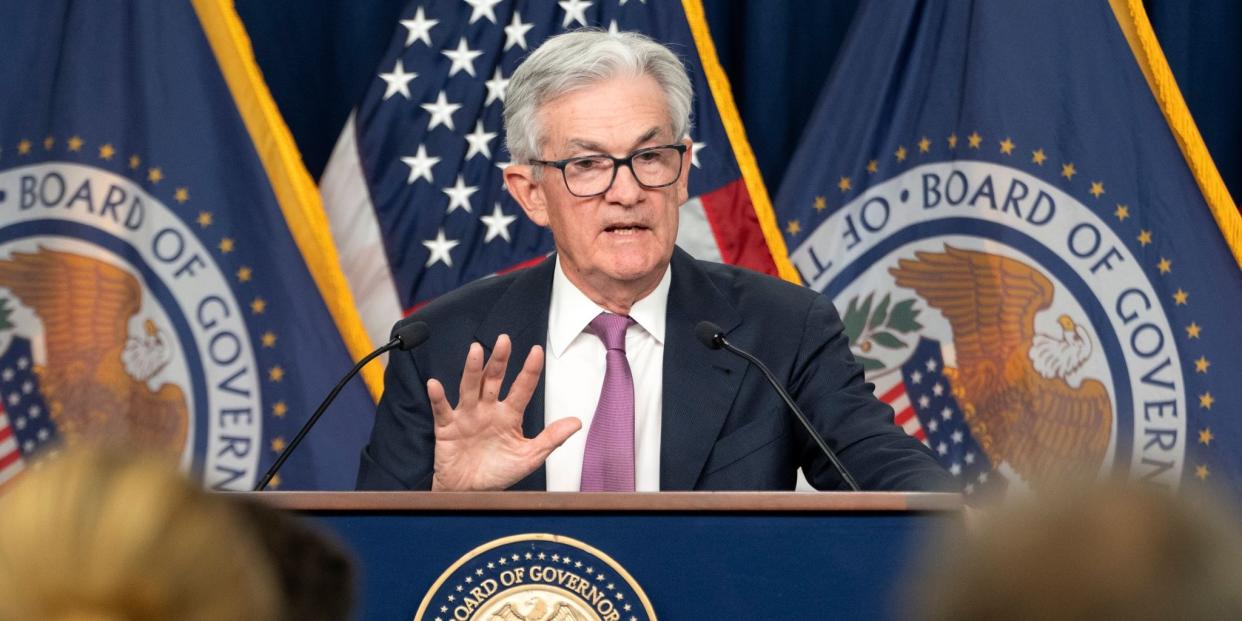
[265,492,960,621]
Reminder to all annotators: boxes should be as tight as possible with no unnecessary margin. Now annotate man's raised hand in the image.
[427,334,581,491]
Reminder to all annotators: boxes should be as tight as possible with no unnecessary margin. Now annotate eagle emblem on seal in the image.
[889,245,1112,484]
[491,597,585,621]
[0,247,188,453]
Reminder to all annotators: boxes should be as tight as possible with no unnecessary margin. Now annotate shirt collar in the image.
[547,256,671,358]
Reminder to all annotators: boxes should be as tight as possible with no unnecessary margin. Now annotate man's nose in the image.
[605,162,644,204]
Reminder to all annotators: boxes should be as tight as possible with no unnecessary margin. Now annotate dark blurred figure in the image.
[909,482,1242,621]
[0,447,282,620]
[231,496,356,621]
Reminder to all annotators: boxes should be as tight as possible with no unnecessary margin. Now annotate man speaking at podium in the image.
[357,30,954,493]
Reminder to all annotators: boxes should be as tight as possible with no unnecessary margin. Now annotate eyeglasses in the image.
[530,143,688,198]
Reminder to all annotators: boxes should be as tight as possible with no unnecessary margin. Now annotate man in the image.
[358,30,955,492]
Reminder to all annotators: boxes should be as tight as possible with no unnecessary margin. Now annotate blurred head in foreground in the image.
[231,496,356,621]
[0,448,282,621]
[911,482,1242,621]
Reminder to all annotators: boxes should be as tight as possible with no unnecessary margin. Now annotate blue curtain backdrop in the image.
[236,0,1242,205]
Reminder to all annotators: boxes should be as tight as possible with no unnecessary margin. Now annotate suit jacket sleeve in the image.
[792,294,959,492]
[356,344,435,490]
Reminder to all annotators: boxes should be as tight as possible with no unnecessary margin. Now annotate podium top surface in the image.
[241,491,961,513]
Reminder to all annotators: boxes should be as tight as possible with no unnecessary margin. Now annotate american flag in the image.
[0,337,59,489]
[320,0,795,351]
[901,337,1007,499]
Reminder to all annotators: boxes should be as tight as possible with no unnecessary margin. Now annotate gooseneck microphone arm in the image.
[254,321,430,491]
[694,321,861,492]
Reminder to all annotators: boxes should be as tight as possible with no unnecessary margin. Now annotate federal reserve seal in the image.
[416,534,656,621]
[791,156,1190,498]
[0,157,262,488]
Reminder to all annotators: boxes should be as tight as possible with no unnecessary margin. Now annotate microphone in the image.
[694,321,861,492]
[253,321,430,491]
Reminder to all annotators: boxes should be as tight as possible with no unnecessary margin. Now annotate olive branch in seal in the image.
[842,292,923,370]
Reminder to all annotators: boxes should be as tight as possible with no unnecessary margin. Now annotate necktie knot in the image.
[589,312,634,351]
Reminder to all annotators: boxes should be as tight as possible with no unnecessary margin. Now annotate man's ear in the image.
[675,136,693,206]
[504,164,549,226]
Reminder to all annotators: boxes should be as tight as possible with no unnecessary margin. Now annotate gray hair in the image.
[503,30,693,164]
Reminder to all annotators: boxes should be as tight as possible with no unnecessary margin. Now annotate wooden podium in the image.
[258,492,961,620]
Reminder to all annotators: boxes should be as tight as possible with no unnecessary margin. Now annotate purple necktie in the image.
[579,312,637,492]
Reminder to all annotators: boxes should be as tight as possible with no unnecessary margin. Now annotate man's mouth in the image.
[603,223,649,235]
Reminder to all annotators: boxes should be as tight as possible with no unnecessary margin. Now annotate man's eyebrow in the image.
[631,127,662,148]
[567,139,607,153]
[564,128,666,155]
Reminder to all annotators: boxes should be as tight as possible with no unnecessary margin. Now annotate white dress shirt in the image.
[543,257,669,491]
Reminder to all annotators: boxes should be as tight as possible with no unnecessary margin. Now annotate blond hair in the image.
[0,448,282,621]
[913,482,1242,621]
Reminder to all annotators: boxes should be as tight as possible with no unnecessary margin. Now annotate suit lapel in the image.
[474,255,555,491]
[660,249,747,490]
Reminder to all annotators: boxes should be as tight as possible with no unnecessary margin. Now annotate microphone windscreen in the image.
[392,321,430,351]
[694,321,724,350]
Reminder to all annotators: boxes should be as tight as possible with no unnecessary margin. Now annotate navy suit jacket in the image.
[358,248,957,492]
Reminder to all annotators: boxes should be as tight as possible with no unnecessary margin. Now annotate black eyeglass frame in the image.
[529,143,689,198]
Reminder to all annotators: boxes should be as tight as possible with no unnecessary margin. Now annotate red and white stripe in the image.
[0,409,26,487]
[320,113,405,352]
[876,376,927,444]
